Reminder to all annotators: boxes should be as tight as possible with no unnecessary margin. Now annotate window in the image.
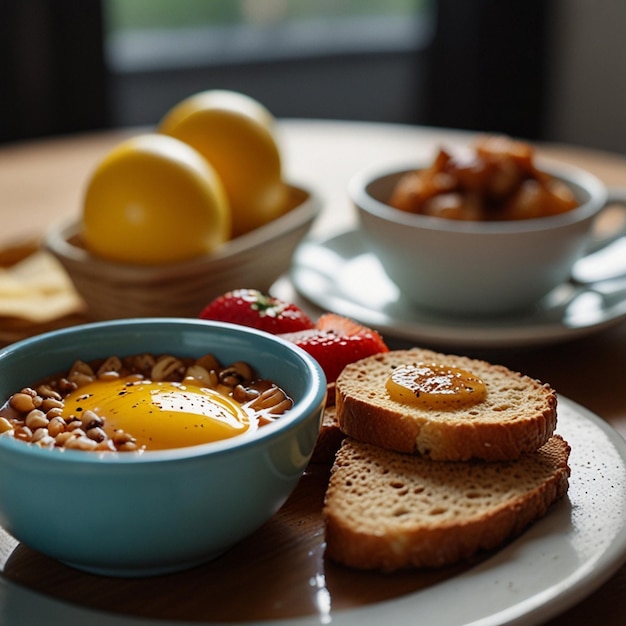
[105,1,431,70]
[102,0,433,127]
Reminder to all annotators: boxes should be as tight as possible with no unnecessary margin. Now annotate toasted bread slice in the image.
[324,435,571,571]
[336,349,557,461]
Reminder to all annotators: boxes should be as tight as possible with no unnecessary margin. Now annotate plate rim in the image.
[1,396,626,626]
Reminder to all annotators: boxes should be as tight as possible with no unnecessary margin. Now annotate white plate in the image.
[288,230,626,349]
[1,396,626,625]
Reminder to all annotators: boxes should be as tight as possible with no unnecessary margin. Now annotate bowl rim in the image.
[0,318,326,465]
[45,181,321,279]
[349,158,608,235]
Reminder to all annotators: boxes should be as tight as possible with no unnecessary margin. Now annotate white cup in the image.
[351,161,626,316]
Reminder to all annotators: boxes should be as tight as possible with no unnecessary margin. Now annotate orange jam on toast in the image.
[386,363,487,410]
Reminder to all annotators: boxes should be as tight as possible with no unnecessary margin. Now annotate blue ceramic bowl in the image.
[0,318,326,577]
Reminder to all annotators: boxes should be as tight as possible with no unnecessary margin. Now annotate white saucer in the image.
[288,230,626,349]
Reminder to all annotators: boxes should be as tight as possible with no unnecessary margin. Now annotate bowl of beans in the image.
[0,318,326,577]
[350,135,625,316]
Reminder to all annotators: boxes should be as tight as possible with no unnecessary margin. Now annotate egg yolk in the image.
[62,378,253,450]
[386,363,487,410]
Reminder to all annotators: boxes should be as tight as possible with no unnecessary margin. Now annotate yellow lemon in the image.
[82,134,230,265]
[158,90,288,237]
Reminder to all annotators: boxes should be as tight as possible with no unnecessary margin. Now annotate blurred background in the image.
[0,0,624,153]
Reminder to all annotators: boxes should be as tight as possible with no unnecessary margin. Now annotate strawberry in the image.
[198,289,315,334]
[280,313,389,383]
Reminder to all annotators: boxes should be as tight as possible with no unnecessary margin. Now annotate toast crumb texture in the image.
[324,435,571,571]
[336,349,557,461]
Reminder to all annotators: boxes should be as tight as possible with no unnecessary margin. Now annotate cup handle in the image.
[586,186,626,253]
[573,186,626,284]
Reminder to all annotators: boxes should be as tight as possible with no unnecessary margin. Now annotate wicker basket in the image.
[46,183,320,320]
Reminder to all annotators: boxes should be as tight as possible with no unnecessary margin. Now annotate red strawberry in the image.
[280,313,389,383]
[199,289,315,334]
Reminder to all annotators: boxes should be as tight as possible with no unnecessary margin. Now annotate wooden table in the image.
[0,120,625,624]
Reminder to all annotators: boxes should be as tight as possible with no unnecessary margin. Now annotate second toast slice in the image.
[324,435,571,571]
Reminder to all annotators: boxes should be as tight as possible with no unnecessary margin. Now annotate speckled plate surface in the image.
[1,395,626,625]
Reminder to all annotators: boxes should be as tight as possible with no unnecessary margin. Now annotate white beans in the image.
[1,352,293,452]
[24,409,49,430]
